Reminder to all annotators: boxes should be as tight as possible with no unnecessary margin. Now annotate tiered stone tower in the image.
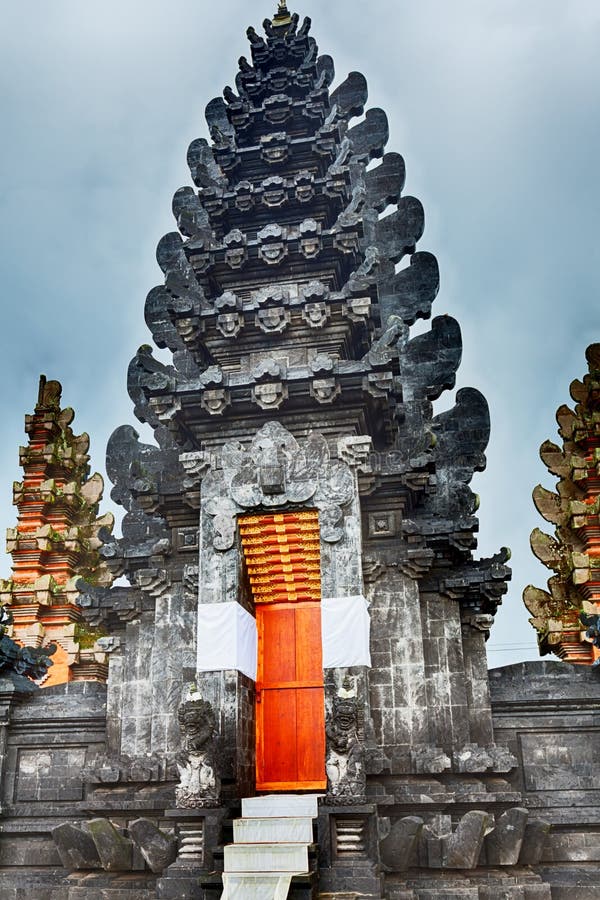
[3,7,600,900]
[524,343,600,663]
[74,4,532,896]
[0,377,113,685]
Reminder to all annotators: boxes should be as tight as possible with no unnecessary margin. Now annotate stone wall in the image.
[490,660,600,899]
[0,681,108,895]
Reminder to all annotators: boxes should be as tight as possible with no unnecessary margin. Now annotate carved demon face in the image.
[178,699,216,752]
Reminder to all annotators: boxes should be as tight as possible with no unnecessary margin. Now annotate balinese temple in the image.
[1,6,599,900]
[524,343,600,664]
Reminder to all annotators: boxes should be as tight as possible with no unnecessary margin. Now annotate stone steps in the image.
[233,817,314,845]
[221,795,318,900]
[242,795,319,819]
[224,842,309,873]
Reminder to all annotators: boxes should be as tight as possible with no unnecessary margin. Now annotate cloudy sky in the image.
[1,0,598,667]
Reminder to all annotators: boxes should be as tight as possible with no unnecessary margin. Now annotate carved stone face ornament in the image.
[302,302,329,329]
[223,229,248,269]
[255,306,290,334]
[235,180,255,212]
[310,378,341,404]
[257,223,288,265]
[295,170,315,203]
[262,175,287,207]
[264,93,293,125]
[216,312,244,339]
[252,381,288,410]
[203,423,356,550]
[299,218,322,259]
[201,388,231,416]
[260,131,290,165]
[179,699,215,752]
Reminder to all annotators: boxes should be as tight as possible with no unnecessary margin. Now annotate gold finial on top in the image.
[273,0,292,26]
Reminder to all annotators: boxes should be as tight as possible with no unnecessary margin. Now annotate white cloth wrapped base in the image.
[321,595,371,667]
[196,596,371,681]
[196,602,257,680]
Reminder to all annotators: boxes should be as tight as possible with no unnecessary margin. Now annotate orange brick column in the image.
[524,344,600,663]
[0,377,114,684]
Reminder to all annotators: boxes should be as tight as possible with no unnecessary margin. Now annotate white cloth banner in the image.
[321,595,371,668]
[197,596,370,679]
[197,602,257,681]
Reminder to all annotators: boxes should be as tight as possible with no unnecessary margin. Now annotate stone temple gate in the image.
[1,4,600,899]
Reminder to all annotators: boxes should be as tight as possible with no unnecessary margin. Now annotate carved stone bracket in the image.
[337,436,373,472]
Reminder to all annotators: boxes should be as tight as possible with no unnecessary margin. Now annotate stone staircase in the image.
[221,795,318,900]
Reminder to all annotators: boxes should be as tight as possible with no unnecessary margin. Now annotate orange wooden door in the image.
[256,600,326,791]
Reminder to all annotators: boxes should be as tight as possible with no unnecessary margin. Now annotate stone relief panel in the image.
[14,747,87,803]
[197,422,367,606]
[520,731,600,792]
[202,422,356,547]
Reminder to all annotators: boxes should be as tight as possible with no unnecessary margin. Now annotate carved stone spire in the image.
[0,377,114,684]
[524,343,600,662]
[88,7,511,819]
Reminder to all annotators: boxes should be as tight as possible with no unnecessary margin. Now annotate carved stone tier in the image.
[524,343,600,662]
[0,377,114,684]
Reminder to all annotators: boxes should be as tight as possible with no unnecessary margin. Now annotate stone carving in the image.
[256,306,290,333]
[128,818,177,874]
[223,229,247,269]
[518,819,552,865]
[410,744,451,775]
[52,823,102,872]
[204,422,355,548]
[325,686,366,804]
[257,223,289,265]
[452,743,517,775]
[337,435,373,472]
[0,604,56,684]
[380,817,423,872]
[87,818,133,872]
[485,808,529,866]
[53,815,176,875]
[423,811,492,870]
[176,695,221,808]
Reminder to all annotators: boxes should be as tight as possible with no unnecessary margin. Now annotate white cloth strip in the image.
[197,601,258,681]
[321,595,371,668]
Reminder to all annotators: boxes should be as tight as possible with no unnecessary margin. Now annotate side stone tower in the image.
[0,377,114,685]
[524,343,600,663]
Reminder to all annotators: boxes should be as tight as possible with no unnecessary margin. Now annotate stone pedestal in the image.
[156,808,225,900]
[317,804,384,899]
